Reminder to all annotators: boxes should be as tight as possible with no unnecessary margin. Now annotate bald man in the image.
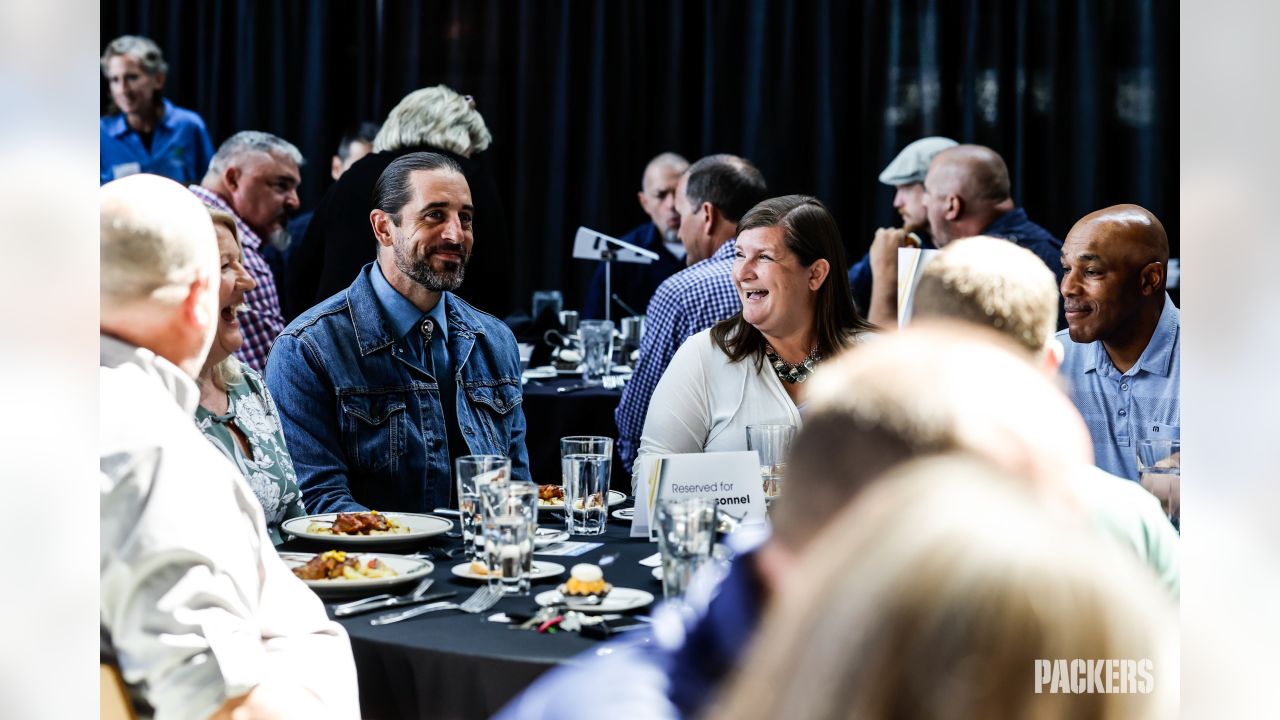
[1057,204,1179,481]
[583,152,690,319]
[869,144,1064,328]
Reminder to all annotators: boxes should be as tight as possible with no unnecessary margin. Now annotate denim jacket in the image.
[265,264,531,514]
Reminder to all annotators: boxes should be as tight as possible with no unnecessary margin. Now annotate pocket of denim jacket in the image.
[339,393,408,472]
[463,381,523,415]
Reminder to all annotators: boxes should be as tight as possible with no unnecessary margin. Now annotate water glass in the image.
[482,515,531,595]
[1136,439,1180,529]
[517,343,535,372]
[578,320,614,382]
[456,455,511,562]
[655,497,717,600]
[480,480,539,594]
[560,436,613,535]
[746,424,796,498]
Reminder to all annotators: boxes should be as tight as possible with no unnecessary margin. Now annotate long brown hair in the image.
[710,195,869,368]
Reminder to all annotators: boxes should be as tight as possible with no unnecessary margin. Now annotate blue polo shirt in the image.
[100,98,214,185]
[1057,294,1180,481]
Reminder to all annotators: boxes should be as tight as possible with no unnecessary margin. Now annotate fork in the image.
[370,585,503,625]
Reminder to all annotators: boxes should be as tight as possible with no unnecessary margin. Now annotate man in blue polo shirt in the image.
[1057,204,1179,482]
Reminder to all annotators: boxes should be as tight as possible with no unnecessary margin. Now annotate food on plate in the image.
[537,484,566,505]
[290,550,398,581]
[552,348,581,372]
[537,485,607,509]
[305,510,409,536]
[560,563,611,598]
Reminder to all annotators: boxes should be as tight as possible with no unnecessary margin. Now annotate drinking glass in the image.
[482,515,531,595]
[455,455,511,562]
[479,481,539,595]
[1136,439,1180,529]
[578,320,614,383]
[746,424,796,499]
[532,290,563,321]
[560,436,613,535]
[655,497,717,600]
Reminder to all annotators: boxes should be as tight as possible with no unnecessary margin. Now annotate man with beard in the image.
[266,152,530,513]
[192,131,302,371]
[1057,204,1179,482]
[845,136,956,315]
[583,152,689,319]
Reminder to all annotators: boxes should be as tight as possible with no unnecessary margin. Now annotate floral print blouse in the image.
[195,362,307,544]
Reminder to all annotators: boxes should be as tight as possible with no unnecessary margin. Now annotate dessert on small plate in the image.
[532,563,656,613]
[451,559,565,581]
[560,563,612,598]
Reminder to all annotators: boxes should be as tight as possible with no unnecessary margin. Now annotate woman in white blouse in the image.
[634,195,872,485]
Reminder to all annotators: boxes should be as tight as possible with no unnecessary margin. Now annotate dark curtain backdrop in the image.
[103,0,1177,315]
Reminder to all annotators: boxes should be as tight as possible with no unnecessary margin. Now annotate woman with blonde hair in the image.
[195,209,306,544]
[705,454,1178,720]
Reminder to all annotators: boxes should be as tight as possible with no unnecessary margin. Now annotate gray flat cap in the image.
[879,136,959,186]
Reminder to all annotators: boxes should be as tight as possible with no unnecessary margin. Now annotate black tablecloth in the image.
[520,376,630,492]
[283,510,659,719]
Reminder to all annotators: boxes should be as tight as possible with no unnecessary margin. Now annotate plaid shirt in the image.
[189,185,285,372]
[615,238,742,472]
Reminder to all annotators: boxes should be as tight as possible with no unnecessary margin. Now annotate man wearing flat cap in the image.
[846,137,957,316]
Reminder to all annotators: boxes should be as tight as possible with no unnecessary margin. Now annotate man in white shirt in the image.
[100,174,358,719]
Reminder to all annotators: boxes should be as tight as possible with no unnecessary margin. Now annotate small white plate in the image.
[534,587,655,613]
[611,507,635,521]
[450,560,566,582]
[279,552,434,598]
[611,365,633,375]
[651,567,662,581]
[523,366,557,380]
[534,528,570,547]
[283,512,454,546]
[555,366,585,376]
[537,490,628,513]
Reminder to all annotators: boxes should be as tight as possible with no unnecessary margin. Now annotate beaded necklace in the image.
[765,344,822,384]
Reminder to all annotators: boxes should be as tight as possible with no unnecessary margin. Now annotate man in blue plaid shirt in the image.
[615,154,768,473]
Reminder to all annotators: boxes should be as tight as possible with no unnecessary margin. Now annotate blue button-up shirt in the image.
[100,98,215,185]
[369,262,450,369]
[615,238,742,472]
[1057,294,1180,481]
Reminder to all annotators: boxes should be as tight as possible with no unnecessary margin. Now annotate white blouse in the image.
[633,329,812,490]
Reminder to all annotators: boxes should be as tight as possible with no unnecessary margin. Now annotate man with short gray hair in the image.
[101,174,358,719]
[191,130,303,370]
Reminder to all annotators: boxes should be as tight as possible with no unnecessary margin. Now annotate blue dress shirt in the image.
[1057,294,1180,481]
[100,98,214,185]
[369,262,450,369]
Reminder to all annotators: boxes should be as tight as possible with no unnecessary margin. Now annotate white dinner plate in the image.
[282,512,454,546]
[537,490,628,513]
[611,507,634,521]
[450,560,566,582]
[523,366,557,380]
[534,528,570,547]
[279,552,434,598]
[534,587,655,613]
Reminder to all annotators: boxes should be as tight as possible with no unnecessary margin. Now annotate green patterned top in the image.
[194,362,306,544]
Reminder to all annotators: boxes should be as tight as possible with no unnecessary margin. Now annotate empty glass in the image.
[1136,439,1180,529]
[456,455,511,562]
[560,436,613,535]
[578,320,614,383]
[746,424,796,498]
[656,497,717,600]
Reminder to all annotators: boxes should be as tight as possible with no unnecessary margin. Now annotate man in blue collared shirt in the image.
[266,152,530,513]
[1058,204,1179,481]
[100,36,214,185]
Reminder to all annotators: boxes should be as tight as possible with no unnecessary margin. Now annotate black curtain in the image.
[103,0,1177,314]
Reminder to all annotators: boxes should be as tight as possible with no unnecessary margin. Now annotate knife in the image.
[334,591,457,617]
[556,382,593,394]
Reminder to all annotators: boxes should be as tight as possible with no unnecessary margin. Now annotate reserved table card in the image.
[631,451,767,539]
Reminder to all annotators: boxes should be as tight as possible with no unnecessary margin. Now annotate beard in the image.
[394,242,469,292]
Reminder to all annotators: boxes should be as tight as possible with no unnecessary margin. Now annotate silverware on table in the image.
[333,576,437,616]
[370,585,503,625]
[335,590,456,618]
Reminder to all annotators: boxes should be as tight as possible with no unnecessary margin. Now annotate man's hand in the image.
[866,228,919,328]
